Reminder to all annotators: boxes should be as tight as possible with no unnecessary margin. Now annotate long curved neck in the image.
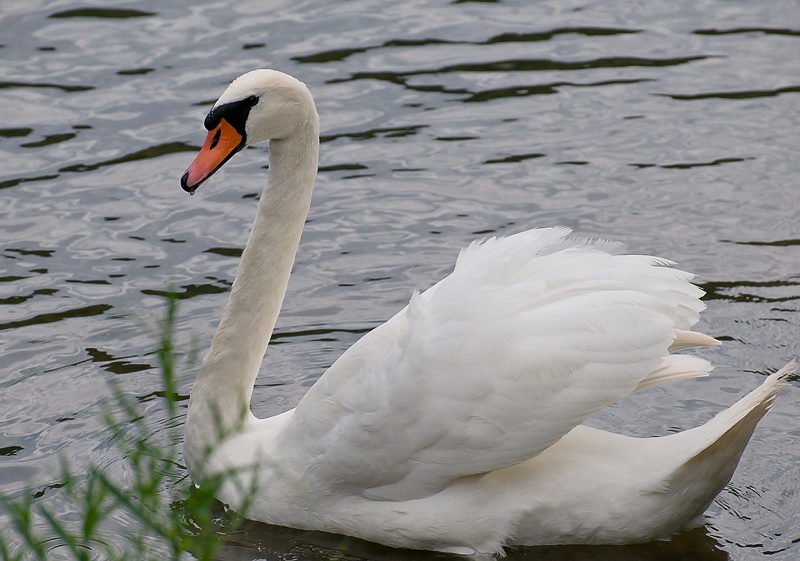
[186,115,319,460]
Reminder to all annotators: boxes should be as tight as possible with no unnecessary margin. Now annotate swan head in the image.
[181,69,317,194]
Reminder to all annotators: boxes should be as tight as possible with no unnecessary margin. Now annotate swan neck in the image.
[187,116,319,460]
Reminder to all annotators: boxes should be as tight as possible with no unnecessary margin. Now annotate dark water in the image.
[1,0,799,559]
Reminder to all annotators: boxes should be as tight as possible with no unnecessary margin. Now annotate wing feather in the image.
[279,228,712,501]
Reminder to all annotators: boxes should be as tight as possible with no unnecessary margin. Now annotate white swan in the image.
[180,69,792,556]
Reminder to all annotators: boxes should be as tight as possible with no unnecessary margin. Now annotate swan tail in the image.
[634,355,714,392]
[660,360,793,521]
[690,360,793,455]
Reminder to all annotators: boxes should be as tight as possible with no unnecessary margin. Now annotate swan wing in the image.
[281,227,712,501]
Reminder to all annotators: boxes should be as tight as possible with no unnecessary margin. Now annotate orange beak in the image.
[181,118,245,194]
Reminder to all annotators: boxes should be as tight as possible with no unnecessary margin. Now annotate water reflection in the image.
[216,520,730,561]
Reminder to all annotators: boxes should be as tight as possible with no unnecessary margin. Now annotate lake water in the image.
[1,0,798,559]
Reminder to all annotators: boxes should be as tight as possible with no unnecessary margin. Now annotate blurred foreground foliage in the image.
[0,297,241,561]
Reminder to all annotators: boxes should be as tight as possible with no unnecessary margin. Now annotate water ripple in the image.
[294,26,642,64]
[1,0,798,559]
[48,8,156,19]
[660,85,800,100]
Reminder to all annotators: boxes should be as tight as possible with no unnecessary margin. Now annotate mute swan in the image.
[180,69,792,555]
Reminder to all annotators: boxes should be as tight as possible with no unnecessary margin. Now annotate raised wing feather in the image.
[279,227,710,501]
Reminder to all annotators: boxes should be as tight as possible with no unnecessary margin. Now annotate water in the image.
[1,0,798,559]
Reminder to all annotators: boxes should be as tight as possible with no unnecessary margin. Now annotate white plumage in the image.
[181,69,792,556]
[288,228,707,501]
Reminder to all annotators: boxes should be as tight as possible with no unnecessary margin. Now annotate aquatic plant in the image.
[0,297,242,561]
